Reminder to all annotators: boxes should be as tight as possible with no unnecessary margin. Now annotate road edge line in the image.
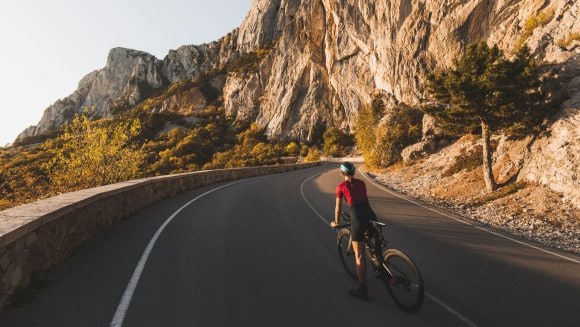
[110,178,256,327]
[360,168,580,264]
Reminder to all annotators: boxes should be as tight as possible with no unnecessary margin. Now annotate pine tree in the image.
[423,42,546,192]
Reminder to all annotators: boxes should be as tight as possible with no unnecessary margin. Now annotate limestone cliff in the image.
[17,0,580,206]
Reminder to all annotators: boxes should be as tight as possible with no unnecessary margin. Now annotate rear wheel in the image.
[382,249,424,312]
[337,229,357,279]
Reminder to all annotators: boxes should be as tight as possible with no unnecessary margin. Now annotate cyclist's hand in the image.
[330,221,338,228]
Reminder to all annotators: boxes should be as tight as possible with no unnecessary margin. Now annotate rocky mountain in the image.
[17,0,579,207]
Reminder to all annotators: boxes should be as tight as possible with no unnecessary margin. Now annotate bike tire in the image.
[337,229,357,279]
[382,249,424,313]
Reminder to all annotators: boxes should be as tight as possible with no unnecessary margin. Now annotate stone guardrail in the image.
[0,162,320,314]
[320,156,364,163]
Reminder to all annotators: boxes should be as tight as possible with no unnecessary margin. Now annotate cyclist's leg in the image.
[349,213,369,300]
[351,240,366,283]
[350,206,367,283]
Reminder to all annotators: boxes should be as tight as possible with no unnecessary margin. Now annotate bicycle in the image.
[334,213,424,312]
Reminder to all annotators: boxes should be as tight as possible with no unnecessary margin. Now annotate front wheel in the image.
[382,249,424,313]
[337,229,357,279]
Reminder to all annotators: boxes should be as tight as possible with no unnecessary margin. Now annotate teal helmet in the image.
[340,162,355,176]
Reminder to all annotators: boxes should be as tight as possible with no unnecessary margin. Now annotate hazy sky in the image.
[0,0,252,146]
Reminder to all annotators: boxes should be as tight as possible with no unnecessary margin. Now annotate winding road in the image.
[1,164,579,327]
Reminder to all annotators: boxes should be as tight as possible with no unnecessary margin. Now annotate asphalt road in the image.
[1,164,579,327]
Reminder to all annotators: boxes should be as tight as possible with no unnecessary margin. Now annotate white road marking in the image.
[110,178,256,327]
[301,169,479,327]
[425,293,478,327]
[300,172,333,226]
[360,168,580,264]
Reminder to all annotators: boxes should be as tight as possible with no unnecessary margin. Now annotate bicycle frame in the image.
[335,213,425,312]
[336,217,395,280]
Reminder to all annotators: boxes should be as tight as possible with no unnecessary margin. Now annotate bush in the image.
[44,113,143,192]
[304,148,321,162]
[300,144,310,157]
[323,127,354,157]
[355,103,422,167]
[285,142,300,156]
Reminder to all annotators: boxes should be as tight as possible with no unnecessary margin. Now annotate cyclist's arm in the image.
[334,197,342,225]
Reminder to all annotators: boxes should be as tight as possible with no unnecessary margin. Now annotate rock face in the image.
[16,42,235,141]
[17,0,580,207]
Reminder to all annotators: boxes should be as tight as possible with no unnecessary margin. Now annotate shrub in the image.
[300,144,310,157]
[425,42,548,192]
[323,127,354,157]
[304,148,321,162]
[355,103,422,167]
[285,142,300,156]
[44,113,143,192]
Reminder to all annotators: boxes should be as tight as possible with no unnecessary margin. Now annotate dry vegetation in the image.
[367,135,579,253]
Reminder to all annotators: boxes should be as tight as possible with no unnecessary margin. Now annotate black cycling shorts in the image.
[348,202,376,242]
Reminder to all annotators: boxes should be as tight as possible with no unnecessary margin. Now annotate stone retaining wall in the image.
[0,162,319,314]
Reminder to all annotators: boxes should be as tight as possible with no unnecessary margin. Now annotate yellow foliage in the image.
[557,32,580,48]
[304,148,321,162]
[285,142,300,156]
[45,113,143,192]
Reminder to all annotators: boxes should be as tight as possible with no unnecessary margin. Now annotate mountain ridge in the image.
[14,0,580,207]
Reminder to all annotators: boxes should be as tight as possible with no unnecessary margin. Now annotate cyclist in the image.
[330,162,377,301]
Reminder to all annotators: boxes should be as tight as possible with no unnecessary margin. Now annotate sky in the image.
[0,0,253,146]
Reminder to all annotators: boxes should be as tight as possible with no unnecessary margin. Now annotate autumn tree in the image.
[323,127,354,157]
[354,102,421,167]
[423,42,547,192]
[285,142,300,157]
[45,113,143,192]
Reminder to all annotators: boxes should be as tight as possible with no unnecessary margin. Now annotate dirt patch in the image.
[367,136,580,254]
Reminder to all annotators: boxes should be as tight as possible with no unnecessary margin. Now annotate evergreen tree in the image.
[423,42,547,192]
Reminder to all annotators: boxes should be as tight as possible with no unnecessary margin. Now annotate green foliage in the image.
[424,42,548,192]
[322,127,354,157]
[44,113,143,192]
[355,104,422,167]
[424,43,547,136]
[141,106,235,175]
[202,123,285,169]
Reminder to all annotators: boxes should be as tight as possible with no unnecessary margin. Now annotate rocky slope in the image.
[18,0,580,207]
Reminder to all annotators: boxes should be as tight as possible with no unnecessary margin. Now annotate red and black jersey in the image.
[336,178,368,206]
